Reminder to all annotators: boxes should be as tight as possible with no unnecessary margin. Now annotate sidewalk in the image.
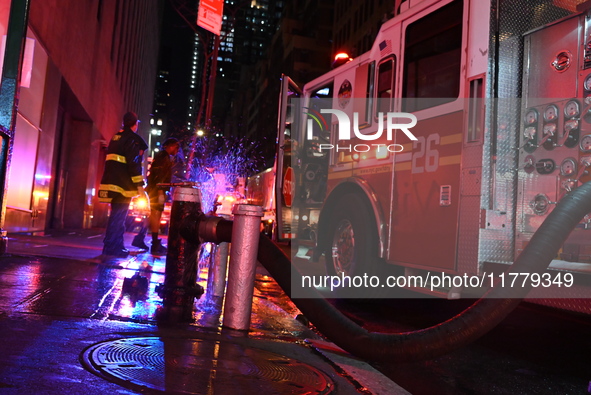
[0,229,409,394]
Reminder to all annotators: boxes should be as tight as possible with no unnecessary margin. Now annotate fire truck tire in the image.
[327,193,381,286]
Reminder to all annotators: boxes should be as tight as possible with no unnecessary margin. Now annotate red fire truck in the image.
[275,0,591,311]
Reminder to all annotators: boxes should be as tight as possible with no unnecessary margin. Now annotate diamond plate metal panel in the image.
[479,0,576,266]
[460,167,482,196]
[457,195,481,274]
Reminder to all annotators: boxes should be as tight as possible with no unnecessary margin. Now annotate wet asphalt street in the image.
[0,230,407,395]
[1,229,590,394]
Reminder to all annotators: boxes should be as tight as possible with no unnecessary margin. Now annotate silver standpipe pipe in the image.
[222,204,263,331]
[207,241,229,298]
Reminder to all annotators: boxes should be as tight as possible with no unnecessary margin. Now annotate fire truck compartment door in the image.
[275,75,301,240]
[388,111,463,270]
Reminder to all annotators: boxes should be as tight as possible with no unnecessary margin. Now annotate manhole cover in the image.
[81,337,335,394]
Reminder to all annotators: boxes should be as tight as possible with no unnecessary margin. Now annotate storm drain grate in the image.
[81,337,335,394]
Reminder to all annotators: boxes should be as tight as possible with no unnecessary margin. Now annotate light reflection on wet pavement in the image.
[0,237,314,338]
[90,256,166,322]
[0,233,384,395]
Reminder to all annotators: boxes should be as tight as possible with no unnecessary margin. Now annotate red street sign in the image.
[197,0,223,35]
[282,167,294,207]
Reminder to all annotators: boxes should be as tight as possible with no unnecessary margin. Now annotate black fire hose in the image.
[181,182,591,362]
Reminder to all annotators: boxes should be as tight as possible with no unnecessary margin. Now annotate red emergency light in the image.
[332,52,352,68]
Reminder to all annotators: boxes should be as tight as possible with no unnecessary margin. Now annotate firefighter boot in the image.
[151,239,168,255]
[132,235,149,250]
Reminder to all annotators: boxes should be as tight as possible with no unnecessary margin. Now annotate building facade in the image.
[0,0,162,232]
[333,0,396,58]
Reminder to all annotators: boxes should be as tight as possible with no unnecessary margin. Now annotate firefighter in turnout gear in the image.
[132,138,180,255]
[99,111,149,257]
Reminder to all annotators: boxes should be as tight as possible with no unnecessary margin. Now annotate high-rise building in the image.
[333,0,396,58]
[191,0,284,136]
[164,1,285,141]
[186,33,201,134]
[151,0,196,163]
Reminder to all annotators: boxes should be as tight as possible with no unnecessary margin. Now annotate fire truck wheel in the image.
[327,193,379,280]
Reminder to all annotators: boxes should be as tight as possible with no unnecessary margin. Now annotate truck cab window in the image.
[377,57,396,116]
[354,61,375,127]
[306,83,333,157]
[403,0,463,112]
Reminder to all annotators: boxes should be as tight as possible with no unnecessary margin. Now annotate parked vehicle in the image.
[125,195,171,235]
